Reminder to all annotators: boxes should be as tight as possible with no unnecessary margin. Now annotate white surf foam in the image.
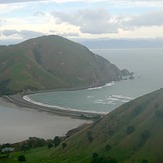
[94,94,134,105]
[87,81,115,90]
[23,95,107,115]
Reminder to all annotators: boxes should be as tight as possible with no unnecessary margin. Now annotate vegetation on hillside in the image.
[0,35,125,95]
[1,88,163,162]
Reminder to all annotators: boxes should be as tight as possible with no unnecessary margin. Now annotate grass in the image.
[0,35,122,94]
[2,88,163,163]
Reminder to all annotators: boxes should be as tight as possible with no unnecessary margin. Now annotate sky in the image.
[0,0,163,44]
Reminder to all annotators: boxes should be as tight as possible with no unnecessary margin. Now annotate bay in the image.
[1,48,163,144]
[27,48,163,114]
[0,99,89,144]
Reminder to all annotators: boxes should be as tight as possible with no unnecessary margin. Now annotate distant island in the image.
[0,35,132,96]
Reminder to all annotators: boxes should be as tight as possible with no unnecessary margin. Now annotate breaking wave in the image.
[87,82,115,90]
[23,95,107,115]
[94,95,134,105]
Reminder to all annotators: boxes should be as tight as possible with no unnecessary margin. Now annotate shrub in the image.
[62,143,67,149]
[141,130,150,141]
[18,155,26,163]
[105,144,112,151]
[53,136,61,147]
[47,143,53,148]
[90,153,118,163]
[126,125,135,135]
[133,105,142,116]
[87,131,93,142]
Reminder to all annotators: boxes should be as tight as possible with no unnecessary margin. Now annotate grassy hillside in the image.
[0,35,123,95]
[48,88,163,163]
[2,88,163,163]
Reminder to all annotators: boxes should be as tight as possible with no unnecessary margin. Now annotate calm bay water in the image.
[28,49,163,114]
[0,99,89,144]
[1,48,163,144]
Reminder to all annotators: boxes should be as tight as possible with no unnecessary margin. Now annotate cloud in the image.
[0,0,44,3]
[0,0,84,4]
[60,32,79,37]
[2,29,18,36]
[49,30,79,37]
[1,0,163,3]
[122,10,163,29]
[52,9,118,34]
[19,30,44,38]
[34,11,45,17]
[2,29,44,38]
[1,0,163,40]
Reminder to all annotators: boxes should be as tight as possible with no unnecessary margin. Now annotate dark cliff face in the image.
[0,35,124,94]
[121,69,131,76]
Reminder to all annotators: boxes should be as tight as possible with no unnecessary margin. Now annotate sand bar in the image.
[3,94,104,119]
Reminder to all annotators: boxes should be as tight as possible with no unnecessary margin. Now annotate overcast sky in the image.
[0,0,163,44]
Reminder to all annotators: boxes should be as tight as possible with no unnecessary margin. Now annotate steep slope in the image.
[0,35,123,95]
[48,88,163,163]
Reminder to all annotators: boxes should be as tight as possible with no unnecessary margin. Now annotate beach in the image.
[0,95,92,144]
[3,94,104,118]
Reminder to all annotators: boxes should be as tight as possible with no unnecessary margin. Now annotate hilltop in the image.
[0,35,126,95]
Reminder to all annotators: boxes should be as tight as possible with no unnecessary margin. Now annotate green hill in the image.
[42,88,163,163]
[0,35,123,95]
[2,89,163,162]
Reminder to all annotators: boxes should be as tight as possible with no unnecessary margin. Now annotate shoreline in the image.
[0,97,92,144]
[2,82,115,120]
[3,93,105,120]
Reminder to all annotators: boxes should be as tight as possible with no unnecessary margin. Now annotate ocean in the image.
[1,48,163,143]
[26,48,163,114]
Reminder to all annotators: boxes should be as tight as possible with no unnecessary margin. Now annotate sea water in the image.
[27,49,163,114]
[0,99,89,144]
[1,48,163,143]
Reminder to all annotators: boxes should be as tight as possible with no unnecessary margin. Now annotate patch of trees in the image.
[90,152,118,163]
[47,142,53,149]
[14,137,46,152]
[1,136,67,156]
[53,136,61,147]
[0,143,12,149]
[26,137,46,148]
[0,79,15,96]
[47,136,67,149]
[18,155,26,163]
